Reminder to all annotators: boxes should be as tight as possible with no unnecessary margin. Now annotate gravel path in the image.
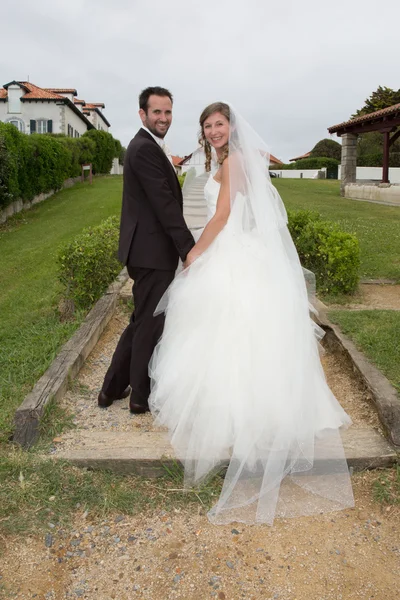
[51,296,381,455]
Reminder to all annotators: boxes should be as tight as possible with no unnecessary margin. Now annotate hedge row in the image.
[270,157,340,171]
[57,209,360,312]
[0,123,123,208]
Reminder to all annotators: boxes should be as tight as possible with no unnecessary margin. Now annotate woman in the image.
[149,102,354,525]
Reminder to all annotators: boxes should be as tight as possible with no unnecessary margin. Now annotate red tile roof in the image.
[289,151,311,162]
[171,156,183,166]
[74,98,86,105]
[84,102,106,110]
[44,88,77,95]
[270,154,283,165]
[329,103,400,133]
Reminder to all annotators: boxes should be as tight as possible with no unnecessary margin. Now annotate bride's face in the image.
[203,112,230,152]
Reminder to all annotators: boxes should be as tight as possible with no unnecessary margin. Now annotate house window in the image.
[7,118,25,133]
[30,119,53,134]
[74,130,80,138]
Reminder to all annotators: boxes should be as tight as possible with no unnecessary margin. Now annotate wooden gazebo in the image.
[328,103,400,193]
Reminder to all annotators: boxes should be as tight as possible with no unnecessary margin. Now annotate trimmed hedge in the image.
[0,123,122,208]
[287,210,360,295]
[58,208,360,315]
[293,157,339,170]
[57,216,122,310]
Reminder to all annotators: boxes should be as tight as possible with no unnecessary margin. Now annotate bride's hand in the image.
[184,249,199,269]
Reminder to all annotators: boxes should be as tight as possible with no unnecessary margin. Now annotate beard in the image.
[144,119,170,139]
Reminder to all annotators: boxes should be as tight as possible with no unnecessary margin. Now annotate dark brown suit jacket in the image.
[118,128,195,270]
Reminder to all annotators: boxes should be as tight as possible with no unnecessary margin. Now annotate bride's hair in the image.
[199,102,230,172]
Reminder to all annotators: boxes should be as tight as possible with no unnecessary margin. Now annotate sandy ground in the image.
[1,473,399,600]
[1,287,398,599]
[329,284,400,311]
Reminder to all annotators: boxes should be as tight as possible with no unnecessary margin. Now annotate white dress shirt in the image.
[141,126,174,165]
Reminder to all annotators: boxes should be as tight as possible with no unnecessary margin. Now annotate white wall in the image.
[0,98,90,136]
[338,166,400,184]
[110,157,123,175]
[180,147,206,175]
[0,101,62,133]
[64,105,89,137]
[270,169,326,179]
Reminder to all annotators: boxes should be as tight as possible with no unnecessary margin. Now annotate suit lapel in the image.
[137,128,182,200]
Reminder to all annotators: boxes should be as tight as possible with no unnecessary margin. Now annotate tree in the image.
[310,139,342,161]
[352,85,400,118]
[352,86,400,161]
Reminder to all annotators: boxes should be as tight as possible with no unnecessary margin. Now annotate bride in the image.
[149,102,354,525]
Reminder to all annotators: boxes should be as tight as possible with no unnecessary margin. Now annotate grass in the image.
[274,179,400,282]
[328,309,400,393]
[0,176,123,443]
[0,450,223,537]
[373,465,400,505]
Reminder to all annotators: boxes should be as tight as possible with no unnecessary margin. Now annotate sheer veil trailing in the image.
[150,103,354,525]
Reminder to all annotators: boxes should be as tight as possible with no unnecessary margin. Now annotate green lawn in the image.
[328,309,400,393]
[274,179,400,282]
[0,176,123,441]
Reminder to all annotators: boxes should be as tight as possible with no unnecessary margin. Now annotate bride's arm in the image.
[185,156,232,266]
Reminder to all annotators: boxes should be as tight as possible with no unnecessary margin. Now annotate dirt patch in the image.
[329,284,400,311]
[1,473,399,600]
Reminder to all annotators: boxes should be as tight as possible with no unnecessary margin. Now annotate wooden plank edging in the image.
[13,268,129,448]
[315,300,400,449]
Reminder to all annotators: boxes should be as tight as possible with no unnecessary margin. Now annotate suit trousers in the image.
[102,266,175,407]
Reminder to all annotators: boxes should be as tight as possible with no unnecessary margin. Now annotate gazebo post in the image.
[382,131,390,184]
[340,133,358,196]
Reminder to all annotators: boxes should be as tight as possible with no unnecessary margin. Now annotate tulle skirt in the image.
[149,223,354,525]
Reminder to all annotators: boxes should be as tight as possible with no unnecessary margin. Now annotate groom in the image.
[98,86,195,413]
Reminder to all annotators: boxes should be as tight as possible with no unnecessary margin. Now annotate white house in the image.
[0,80,110,137]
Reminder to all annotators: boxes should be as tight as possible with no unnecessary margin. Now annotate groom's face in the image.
[139,95,172,139]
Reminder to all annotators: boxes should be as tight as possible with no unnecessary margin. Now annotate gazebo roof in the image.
[329,103,400,136]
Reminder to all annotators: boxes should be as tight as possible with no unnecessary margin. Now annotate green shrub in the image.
[0,122,24,204]
[82,130,116,174]
[310,138,342,161]
[58,216,122,310]
[287,209,360,295]
[293,157,339,170]
[178,172,186,188]
[358,152,400,167]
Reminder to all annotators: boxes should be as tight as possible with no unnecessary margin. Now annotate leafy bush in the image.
[310,138,342,161]
[82,130,116,174]
[293,157,339,170]
[58,216,122,310]
[287,209,360,295]
[0,123,120,209]
[269,162,296,170]
[358,152,400,167]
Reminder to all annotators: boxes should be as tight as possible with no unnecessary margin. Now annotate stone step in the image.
[54,426,397,478]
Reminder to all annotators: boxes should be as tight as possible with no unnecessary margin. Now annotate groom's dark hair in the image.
[139,87,173,113]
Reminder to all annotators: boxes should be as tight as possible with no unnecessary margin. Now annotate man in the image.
[98,86,195,413]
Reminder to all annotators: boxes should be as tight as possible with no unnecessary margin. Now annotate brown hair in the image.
[139,86,173,113]
[199,102,230,172]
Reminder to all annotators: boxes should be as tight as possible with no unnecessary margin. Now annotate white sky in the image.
[1,0,400,161]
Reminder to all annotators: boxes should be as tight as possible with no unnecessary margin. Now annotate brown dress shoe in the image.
[98,386,131,408]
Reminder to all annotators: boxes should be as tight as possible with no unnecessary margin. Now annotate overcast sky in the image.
[2,0,400,162]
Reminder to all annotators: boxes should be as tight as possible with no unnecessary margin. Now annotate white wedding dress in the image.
[149,174,354,525]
